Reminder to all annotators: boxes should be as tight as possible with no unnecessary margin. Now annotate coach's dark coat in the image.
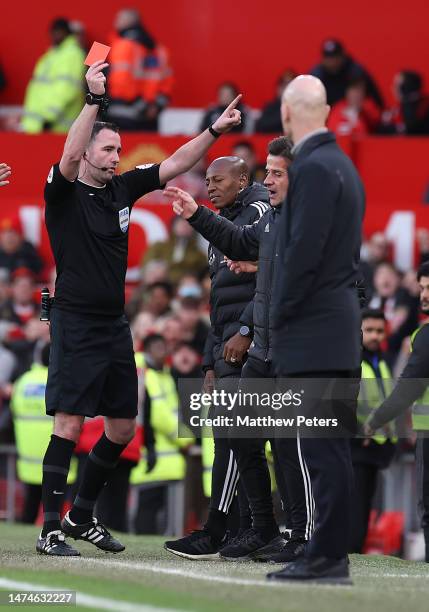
[270,131,365,374]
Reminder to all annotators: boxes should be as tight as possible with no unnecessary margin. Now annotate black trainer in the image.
[164,529,223,560]
[61,511,125,553]
[266,556,352,585]
[265,537,307,564]
[36,530,80,556]
[223,528,249,548]
[219,528,286,562]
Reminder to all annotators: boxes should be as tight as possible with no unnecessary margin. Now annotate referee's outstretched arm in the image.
[59,60,108,181]
[158,95,242,184]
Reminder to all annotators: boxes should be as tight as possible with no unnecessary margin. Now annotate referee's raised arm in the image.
[59,61,108,181]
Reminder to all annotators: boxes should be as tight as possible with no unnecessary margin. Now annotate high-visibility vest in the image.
[10,364,77,485]
[109,36,173,104]
[410,325,429,431]
[359,360,396,443]
[130,358,194,484]
[201,429,214,498]
[21,35,85,134]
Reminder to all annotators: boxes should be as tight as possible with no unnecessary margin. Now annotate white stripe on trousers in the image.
[296,432,314,540]
[217,450,239,513]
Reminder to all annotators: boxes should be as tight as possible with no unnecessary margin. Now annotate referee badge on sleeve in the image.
[119,207,130,233]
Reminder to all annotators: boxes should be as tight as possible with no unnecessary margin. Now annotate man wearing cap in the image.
[310,39,383,109]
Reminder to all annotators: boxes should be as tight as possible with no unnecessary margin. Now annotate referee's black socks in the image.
[69,433,127,525]
[41,434,76,537]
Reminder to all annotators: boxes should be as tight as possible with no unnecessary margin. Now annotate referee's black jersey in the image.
[44,163,162,317]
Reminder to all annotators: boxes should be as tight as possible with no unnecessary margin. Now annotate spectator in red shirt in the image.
[328,77,381,136]
[0,268,38,327]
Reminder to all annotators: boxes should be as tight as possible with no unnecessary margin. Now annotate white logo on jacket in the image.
[119,206,130,233]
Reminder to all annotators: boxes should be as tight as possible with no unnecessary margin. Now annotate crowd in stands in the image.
[1,11,429,136]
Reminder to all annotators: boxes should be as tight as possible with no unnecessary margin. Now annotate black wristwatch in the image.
[208,124,221,138]
[239,325,252,338]
[86,92,107,106]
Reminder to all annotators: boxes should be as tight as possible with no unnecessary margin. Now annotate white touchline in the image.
[70,558,429,589]
[0,578,182,612]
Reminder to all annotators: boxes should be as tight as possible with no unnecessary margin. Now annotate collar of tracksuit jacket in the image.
[220,182,269,221]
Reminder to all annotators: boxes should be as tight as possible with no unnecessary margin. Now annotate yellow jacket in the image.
[11,364,76,484]
[131,356,194,484]
[21,35,85,133]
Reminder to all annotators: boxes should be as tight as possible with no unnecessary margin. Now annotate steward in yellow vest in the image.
[130,335,194,534]
[349,308,397,553]
[365,265,429,561]
[131,334,194,484]
[21,19,85,134]
[11,347,76,523]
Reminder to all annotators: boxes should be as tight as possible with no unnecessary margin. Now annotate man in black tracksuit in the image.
[165,155,270,558]
[164,137,314,563]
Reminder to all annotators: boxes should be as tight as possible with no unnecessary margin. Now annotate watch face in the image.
[240,326,250,337]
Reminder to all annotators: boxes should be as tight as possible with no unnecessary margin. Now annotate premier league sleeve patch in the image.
[119,206,130,233]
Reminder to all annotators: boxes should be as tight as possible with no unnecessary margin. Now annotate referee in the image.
[37,60,242,556]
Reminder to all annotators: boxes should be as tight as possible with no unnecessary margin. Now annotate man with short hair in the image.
[365,262,429,561]
[349,308,396,553]
[37,59,242,556]
[164,155,269,559]
[164,136,313,563]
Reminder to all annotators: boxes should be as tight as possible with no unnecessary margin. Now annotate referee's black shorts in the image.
[46,308,138,419]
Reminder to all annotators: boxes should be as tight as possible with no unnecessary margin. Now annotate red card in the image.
[84,42,111,66]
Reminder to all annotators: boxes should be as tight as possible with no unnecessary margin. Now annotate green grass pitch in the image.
[1,523,429,611]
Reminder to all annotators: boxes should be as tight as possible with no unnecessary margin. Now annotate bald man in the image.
[165,156,271,559]
[267,76,365,584]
